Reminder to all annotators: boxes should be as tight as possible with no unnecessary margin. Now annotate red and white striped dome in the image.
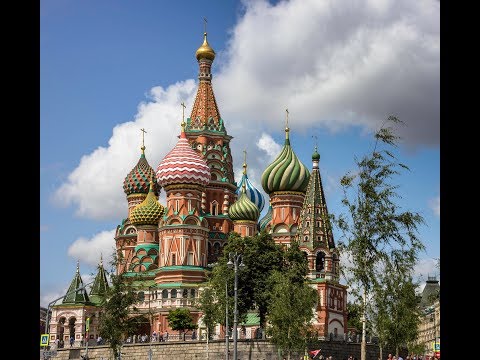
[156,131,211,187]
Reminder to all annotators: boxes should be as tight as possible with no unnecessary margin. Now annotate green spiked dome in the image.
[261,125,310,194]
[123,147,160,196]
[130,181,165,225]
[229,186,260,222]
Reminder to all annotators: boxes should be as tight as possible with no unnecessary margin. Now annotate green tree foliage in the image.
[266,264,317,360]
[97,272,140,359]
[166,308,197,336]
[194,285,220,340]
[346,302,362,332]
[332,116,426,360]
[209,231,284,332]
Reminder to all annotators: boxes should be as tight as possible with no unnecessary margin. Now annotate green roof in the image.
[240,313,260,326]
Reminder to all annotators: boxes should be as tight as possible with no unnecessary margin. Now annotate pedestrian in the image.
[164,331,169,341]
[80,334,84,347]
[191,329,196,340]
[69,336,74,347]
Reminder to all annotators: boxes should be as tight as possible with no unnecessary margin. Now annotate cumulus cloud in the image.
[52,0,439,226]
[429,195,440,217]
[67,229,117,267]
[52,80,197,220]
[215,0,439,147]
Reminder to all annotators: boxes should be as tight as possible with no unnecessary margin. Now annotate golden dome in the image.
[195,32,216,61]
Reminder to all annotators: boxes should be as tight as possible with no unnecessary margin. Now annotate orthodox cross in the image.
[181,102,186,128]
[285,108,289,129]
[140,128,147,153]
[312,135,318,150]
[204,17,208,33]
[243,149,247,174]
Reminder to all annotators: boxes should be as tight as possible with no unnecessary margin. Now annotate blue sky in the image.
[40,0,440,307]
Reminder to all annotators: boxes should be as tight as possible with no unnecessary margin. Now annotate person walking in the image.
[69,336,74,347]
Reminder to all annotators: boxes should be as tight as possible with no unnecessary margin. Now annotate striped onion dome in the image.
[229,186,260,222]
[235,157,265,212]
[156,127,211,187]
[261,126,310,194]
[130,181,165,225]
[123,147,160,196]
[259,203,273,231]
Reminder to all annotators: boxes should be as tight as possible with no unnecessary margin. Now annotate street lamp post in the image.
[227,252,245,360]
[148,285,155,360]
[225,280,229,360]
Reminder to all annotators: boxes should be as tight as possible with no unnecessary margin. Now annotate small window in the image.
[162,289,168,299]
[171,289,177,298]
[183,289,188,298]
[190,289,196,298]
[137,292,145,302]
[172,254,176,266]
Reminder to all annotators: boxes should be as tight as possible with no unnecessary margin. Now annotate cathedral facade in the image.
[48,30,348,345]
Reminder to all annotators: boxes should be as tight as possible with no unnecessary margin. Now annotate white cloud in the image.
[67,229,117,267]
[215,0,439,147]
[52,80,197,220]
[256,133,282,160]
[51,0,439,225]
[429,195,440,217]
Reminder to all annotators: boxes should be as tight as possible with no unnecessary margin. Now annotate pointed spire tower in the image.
[62,261,90,304]
[261,110,310,246]
[296,145,339,280]
[296,142,347,340]
[89,255,110,306]
[184,23,236,259]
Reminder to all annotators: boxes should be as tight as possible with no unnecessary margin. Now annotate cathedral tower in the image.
[261,110,310,246]
[184,31,237,259]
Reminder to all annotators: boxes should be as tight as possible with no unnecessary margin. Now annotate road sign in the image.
[40,334,49,347]
[432,340,440,351]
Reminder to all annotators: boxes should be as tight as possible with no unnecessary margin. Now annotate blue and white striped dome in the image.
[235,172,265,212]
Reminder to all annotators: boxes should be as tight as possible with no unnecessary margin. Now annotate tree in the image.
[208,231,284,334]
[166,308,197,339]
[333,116,426,360]
[266,264,317,360]
[346,302,363,334]
[97,272,140,359]
[195,285,220,340]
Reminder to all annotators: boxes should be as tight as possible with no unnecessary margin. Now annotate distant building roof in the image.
[420,276,439,309]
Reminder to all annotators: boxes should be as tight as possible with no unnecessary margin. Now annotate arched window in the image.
[183,289,188,298]
[214,243,220,255]
[171,254,176,266]
[190,289,196,298]
[304,236,309,242]
[211,201,219,216]
[316,252,325,272]
[162,289,168,299]
[171,289,177,298]
[137,291,145,302]
[303,252,308,265]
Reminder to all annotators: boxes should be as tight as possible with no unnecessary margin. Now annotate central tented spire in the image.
[187,30,223,132]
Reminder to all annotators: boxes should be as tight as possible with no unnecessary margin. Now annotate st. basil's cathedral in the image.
[48,30,348,346]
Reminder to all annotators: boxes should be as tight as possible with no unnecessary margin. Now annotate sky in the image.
[40,0,440,308]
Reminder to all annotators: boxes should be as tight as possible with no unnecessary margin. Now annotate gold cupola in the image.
[195,32,216,61]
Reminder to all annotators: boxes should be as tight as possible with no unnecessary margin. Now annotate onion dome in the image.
[312,146,320,161]
[229,185,260,222]
[156,123,211,187]
[195,32,216,61]
[235,151,265,212]
[123,145,160,196]
[130,181,165,225]
[261,122,310,194]
[259,203,273,231]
